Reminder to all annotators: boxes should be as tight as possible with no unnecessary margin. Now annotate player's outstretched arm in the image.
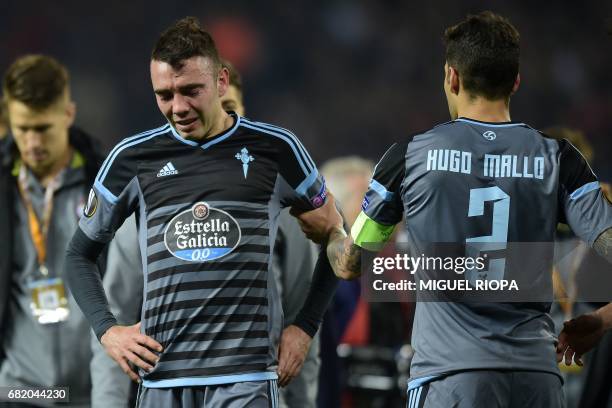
[291,193,361,279]
[557,302,612,366]
[326,230,362,280]
[324,142,406,279]
[593,227,612,263]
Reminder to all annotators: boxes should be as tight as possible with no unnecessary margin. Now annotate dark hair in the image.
[444,11,520,100]
[3,54,69,109]
[221,59,242,92]
[152,16,221,70]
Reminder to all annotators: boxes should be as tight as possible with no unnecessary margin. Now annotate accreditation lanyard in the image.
[17,164,63,277]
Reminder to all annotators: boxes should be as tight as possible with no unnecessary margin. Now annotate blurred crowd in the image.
[1,0,611,177]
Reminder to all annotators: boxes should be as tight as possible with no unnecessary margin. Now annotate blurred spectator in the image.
[0,55,126,407]
[318,156,372,408]
[321,156,374,225]
[321,156,416,407]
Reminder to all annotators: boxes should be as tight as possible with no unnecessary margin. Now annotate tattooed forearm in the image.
[326,227,362,279]
[593,227,612,264]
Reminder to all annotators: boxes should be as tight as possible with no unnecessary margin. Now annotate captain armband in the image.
[350,211,396,247]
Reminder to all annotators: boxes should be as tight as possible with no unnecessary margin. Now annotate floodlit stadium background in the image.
[2,0,611,179]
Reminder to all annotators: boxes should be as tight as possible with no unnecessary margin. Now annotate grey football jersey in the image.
[79,114,327,387]
[361,117,612,384]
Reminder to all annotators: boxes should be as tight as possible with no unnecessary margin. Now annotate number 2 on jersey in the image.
[465,186,510,282]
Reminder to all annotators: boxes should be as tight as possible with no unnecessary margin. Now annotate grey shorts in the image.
[137,380,279,408]
[407,370,565,408]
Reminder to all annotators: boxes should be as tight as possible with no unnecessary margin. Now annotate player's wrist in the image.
[292,318,317,338]
[289,324,311,339]
[327,225,347,243]
[100,323,120,344]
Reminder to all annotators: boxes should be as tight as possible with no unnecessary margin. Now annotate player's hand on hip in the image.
[556,312,605,366]
[277,325,312,387]
[100,322,163,382]
[291,192,343,244]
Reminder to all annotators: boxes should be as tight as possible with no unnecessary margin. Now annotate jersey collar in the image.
[455,117,525,128]
[169,111,241,150]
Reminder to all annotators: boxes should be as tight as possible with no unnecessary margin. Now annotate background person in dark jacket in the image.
[0,103,8,141]
[0,54,123,407]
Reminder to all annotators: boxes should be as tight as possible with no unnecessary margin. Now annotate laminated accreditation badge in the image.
[17,164,70,324]
[27,276,70,324]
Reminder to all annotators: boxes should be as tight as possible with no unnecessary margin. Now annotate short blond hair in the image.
[3,54,69,109]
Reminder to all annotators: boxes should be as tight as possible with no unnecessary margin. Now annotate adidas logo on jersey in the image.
[157,162,178,177]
